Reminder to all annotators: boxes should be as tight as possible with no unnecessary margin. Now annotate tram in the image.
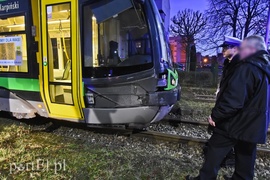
[0,0,180,128]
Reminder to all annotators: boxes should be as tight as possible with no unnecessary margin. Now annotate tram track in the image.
[131,130,270,154]
[13,115,270,154]
[1,111,269,154]
[162,118,270,134]
[163,118,209,126]
[28,118,270,155]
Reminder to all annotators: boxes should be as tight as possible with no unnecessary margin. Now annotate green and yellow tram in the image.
[0,0,179,128]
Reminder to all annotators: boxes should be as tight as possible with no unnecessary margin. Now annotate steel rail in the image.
[162,118,270,134]
[132,130,270,154]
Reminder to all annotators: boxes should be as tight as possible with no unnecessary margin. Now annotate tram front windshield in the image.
[82,0,153,77]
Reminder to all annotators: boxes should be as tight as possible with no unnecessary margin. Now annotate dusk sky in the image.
[170,0,208,17]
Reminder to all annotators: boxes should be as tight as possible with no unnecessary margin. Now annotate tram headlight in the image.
[171,79,176,86]
[157,73,168,88]
[158,69,178,90]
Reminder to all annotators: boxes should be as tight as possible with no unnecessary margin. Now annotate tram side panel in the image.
[0,0,48,118]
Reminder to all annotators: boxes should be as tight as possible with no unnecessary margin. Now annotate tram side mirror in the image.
[32,41,39,53]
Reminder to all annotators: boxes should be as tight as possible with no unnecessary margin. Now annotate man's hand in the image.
[208,116,216,127]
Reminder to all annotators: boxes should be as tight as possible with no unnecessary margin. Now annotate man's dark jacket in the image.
[211,50,270,144]
[220,55,240,86]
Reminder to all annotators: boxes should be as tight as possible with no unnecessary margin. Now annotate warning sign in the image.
[0,36,22,65]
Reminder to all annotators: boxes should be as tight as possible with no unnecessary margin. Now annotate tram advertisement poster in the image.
[0,36,22,66]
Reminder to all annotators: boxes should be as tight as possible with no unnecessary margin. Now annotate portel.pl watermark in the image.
[9,159,67,174]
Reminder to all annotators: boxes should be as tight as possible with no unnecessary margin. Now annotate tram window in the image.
[0,16,25,33]
[46,4,71,75]
[83,1,152,68]
[0,15,28,73]
[46,3,73,105]
[49,84,73,105]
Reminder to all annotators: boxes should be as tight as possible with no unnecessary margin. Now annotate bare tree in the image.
[170,9,207,71]
[205,0,269,51]
[240,0,268,37]
[209,0,240,37]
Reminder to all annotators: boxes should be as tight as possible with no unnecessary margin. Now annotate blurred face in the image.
[239,40,257,60]
[222,46,238,59]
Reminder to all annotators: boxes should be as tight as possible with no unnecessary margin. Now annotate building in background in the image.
[169,35,196,66]
[155,0,170,32]
[169,36,182,63]
[169,36,187,64]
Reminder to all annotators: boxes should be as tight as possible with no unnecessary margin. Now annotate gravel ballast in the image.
[0,114,269,179]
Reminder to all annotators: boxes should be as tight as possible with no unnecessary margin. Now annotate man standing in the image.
[187,35,270,180]
[216,36,241,95]
[211,36,241,166]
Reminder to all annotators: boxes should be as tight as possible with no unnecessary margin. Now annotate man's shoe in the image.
[185,175,199,180]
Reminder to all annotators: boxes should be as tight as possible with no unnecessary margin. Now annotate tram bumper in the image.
[83,88,180,126]
[83,106,160,125]
[143,88,180,106]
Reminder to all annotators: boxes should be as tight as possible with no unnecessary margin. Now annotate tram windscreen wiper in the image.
[91,0,132,23]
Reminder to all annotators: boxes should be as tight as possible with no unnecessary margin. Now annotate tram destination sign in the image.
[0,36,22,66]
[0,1,19,13]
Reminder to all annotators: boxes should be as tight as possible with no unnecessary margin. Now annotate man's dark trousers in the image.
[199,132,257,180]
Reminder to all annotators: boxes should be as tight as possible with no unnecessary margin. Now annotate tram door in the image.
[40,0,84,120]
